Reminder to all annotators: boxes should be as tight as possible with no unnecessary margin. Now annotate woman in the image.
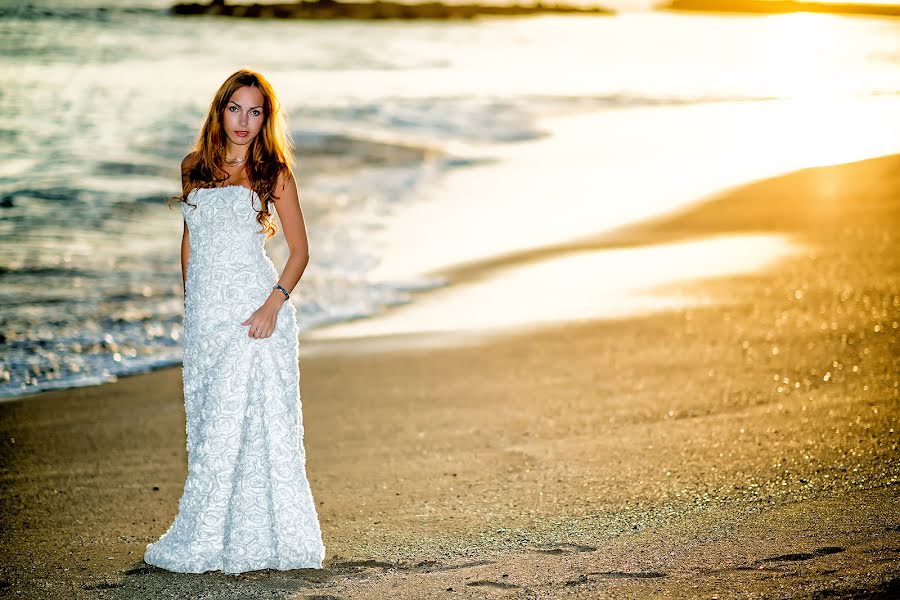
[144,69,325,573]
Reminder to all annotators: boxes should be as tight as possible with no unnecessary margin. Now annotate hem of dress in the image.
[143,551,325,574]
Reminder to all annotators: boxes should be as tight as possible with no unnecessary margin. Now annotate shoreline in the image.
[6,95,900,402]
[1,152,898,597]
[170,0,616,20]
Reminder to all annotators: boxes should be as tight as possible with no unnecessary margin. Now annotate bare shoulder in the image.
[181,151,199,172]
[274,166,298,200]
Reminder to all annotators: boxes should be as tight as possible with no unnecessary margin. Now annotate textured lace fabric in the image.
[144,185,325,573]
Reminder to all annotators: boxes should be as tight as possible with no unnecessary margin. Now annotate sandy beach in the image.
[2,151,899,598]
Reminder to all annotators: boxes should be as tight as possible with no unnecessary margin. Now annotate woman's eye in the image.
[252,110,261,116]
[229,106,237,112]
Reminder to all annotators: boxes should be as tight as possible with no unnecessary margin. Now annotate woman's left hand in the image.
[241,298,282,339]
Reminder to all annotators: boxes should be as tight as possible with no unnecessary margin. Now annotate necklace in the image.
[224,156,246,165]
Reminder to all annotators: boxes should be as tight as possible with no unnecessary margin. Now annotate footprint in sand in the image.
[760,546,844,563]
[428,559,495,572]
[725,546,846,573]
[531,542,597,554]
[328,559,396,573]
[590,571,667,579]
[466,580,521,589]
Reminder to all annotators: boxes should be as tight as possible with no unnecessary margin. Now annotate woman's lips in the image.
[235,131,248,137]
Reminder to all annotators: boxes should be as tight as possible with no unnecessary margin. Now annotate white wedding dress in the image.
[144,185,325,573]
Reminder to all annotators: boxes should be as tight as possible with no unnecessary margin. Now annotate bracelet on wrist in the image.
[273,284,290,300]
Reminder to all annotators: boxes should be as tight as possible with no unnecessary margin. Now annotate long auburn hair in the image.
[169,69,294,238]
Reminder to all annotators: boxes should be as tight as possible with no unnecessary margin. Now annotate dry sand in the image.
[1,154,898,599]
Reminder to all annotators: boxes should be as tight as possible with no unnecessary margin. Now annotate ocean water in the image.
[1,1,899,398]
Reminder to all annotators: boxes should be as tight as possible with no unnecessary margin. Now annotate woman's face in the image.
[222,85,265,148]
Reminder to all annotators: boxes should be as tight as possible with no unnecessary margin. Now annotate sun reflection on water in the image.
[307,233,800,344]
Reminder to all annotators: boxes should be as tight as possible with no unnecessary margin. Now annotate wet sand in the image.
[1,153,898,598]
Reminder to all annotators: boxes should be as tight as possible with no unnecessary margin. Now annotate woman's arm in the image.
[241,173,309,338]
[180,152,196,295]
[269,169,310,300]
[241,168,310,339]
